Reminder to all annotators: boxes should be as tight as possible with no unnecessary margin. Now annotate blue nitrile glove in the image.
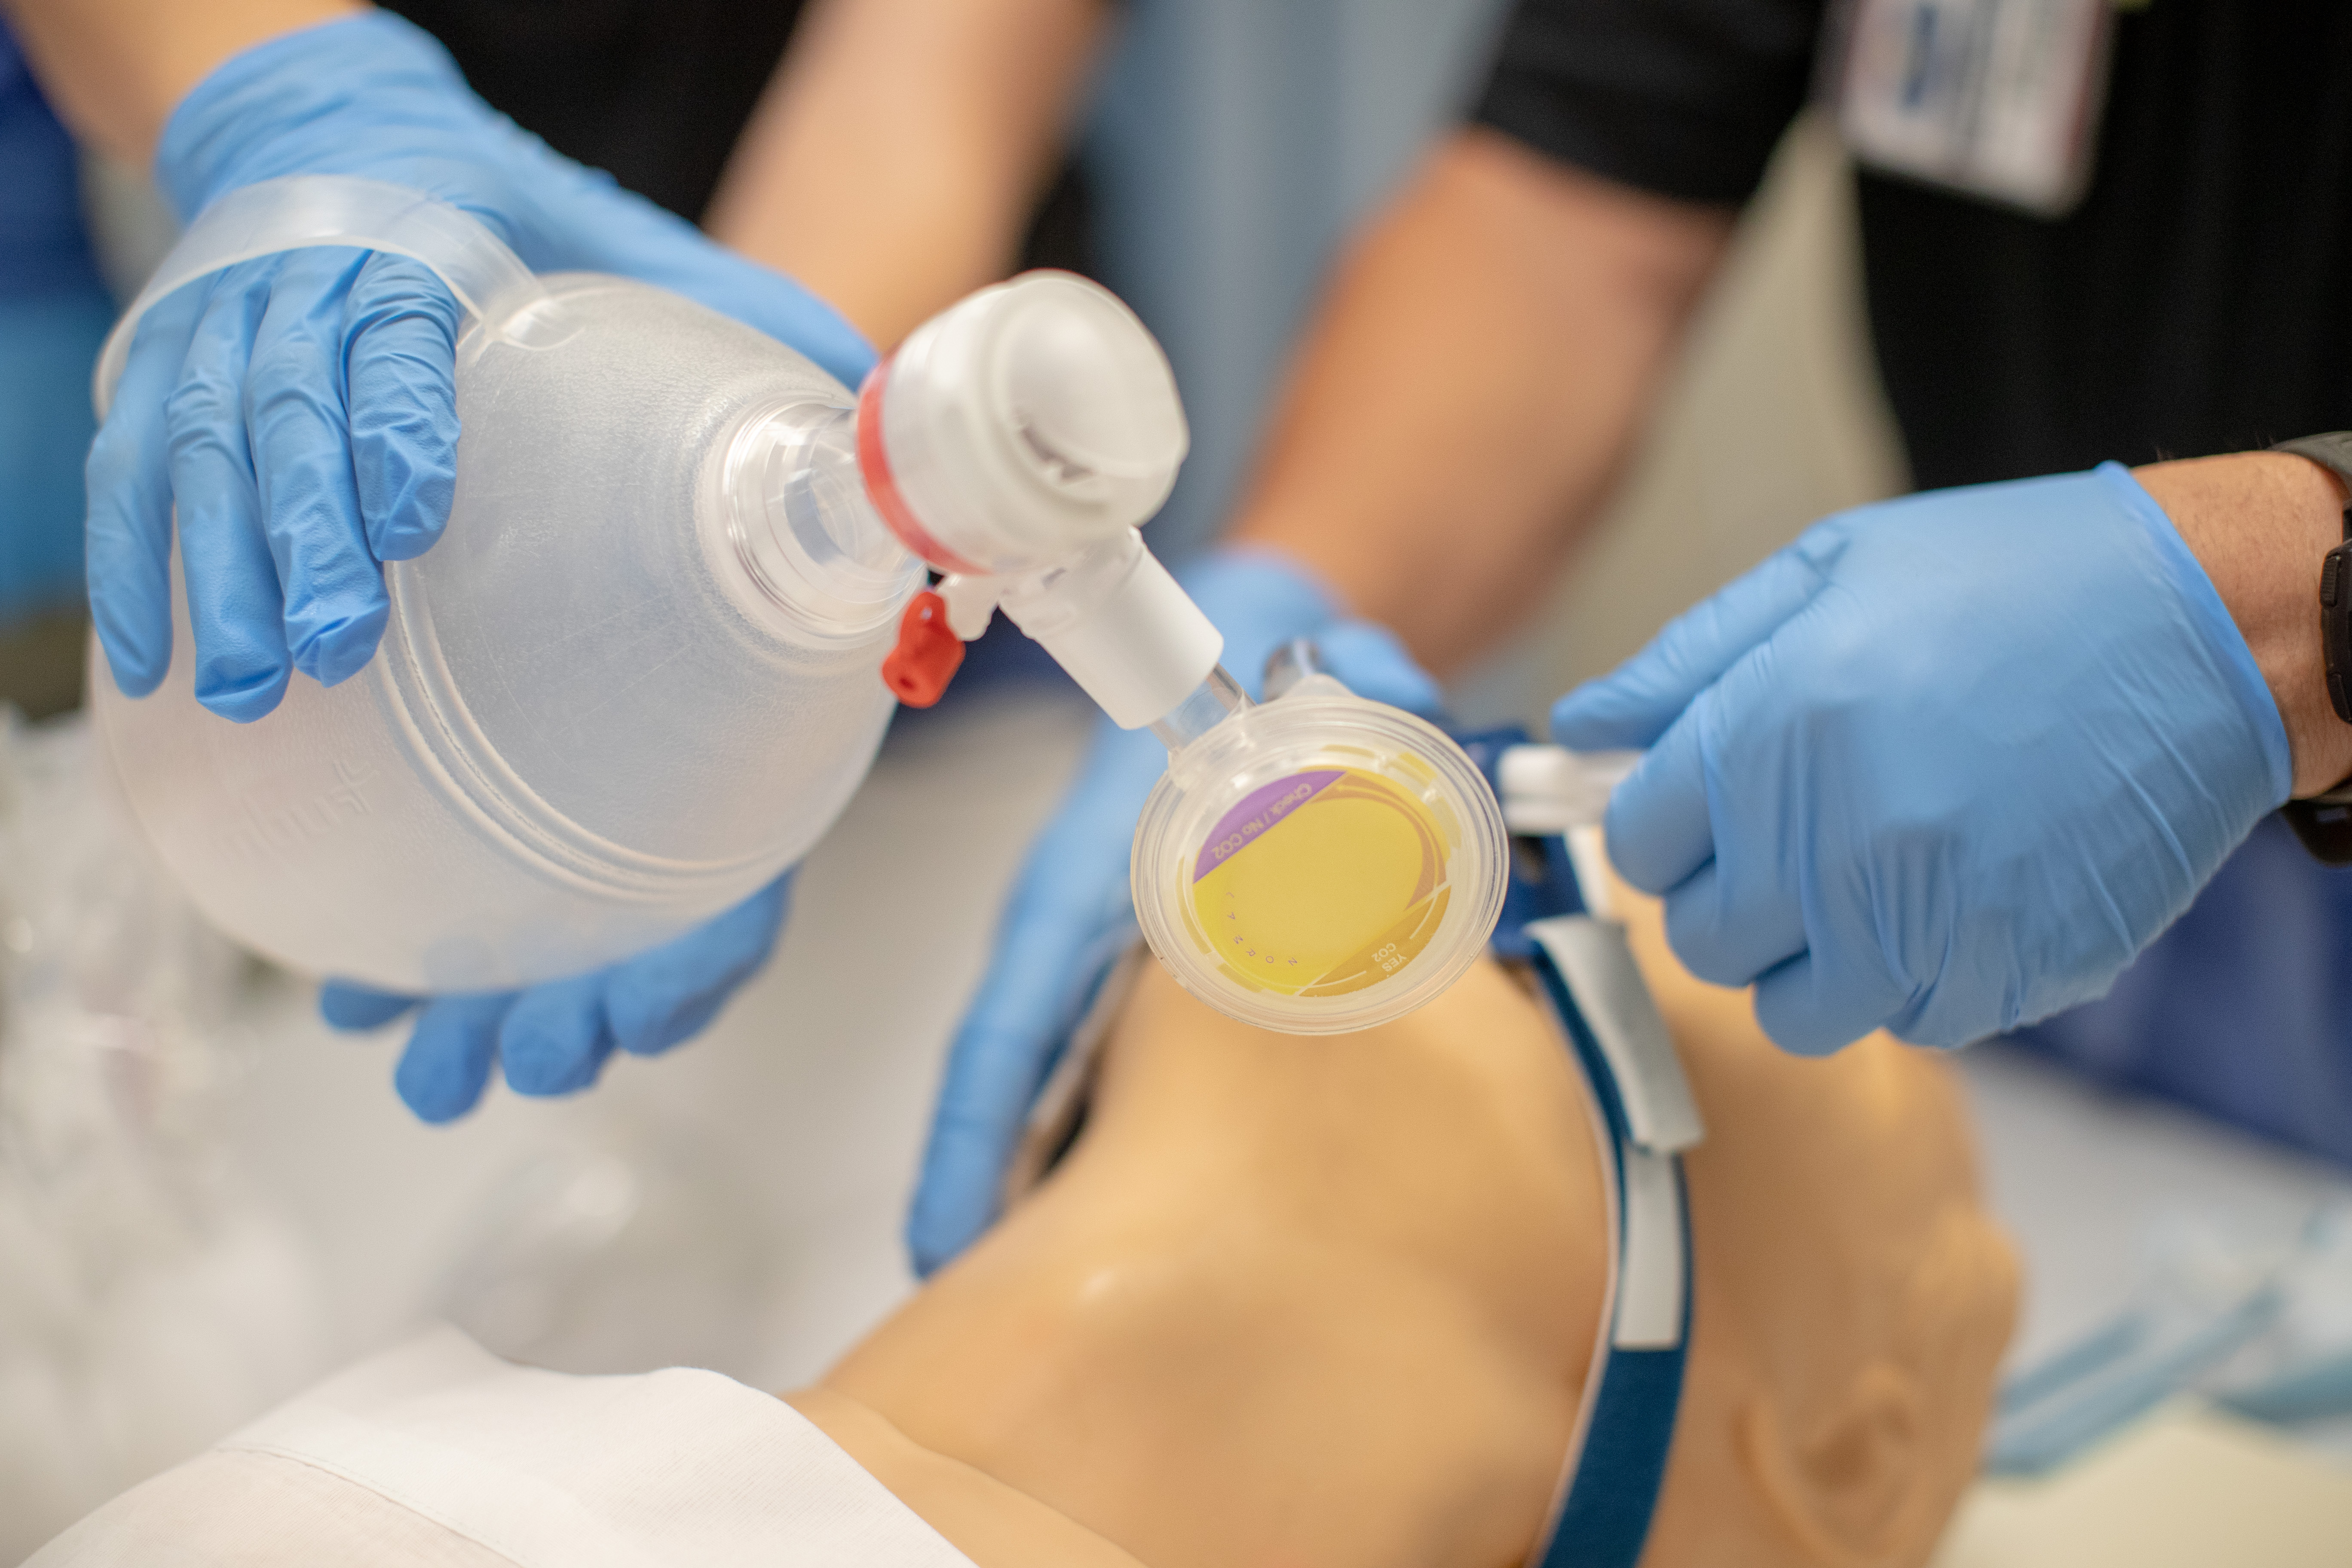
[2007,815,2352,1167]
[87,10,872,723]
[319,873,792,1123]
[1552,463,2291,1056]
[84,14,867,1120]
[906,548,1444,1274]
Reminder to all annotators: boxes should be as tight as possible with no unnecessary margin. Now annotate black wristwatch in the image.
[2272,432,2352,863]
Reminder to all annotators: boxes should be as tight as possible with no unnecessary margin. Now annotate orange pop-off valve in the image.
[882,590,965,707]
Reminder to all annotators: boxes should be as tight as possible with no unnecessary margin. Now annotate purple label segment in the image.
[1192,769,1345,883]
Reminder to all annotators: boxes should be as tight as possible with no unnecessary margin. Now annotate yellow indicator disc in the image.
[1188,764,1454,998]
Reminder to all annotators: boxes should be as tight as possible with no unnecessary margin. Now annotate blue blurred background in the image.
[0,24,114,716]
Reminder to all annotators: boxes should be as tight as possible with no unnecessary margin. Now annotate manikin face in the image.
[32,887,2014,1568]
[813,884,2019,1568]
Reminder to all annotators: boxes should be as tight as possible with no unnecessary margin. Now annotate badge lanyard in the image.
[1821,0,2123,217]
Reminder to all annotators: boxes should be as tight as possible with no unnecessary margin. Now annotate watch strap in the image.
[2271,434,2352,860]
[2284,796,2352,864]
[2275,432,2352,513]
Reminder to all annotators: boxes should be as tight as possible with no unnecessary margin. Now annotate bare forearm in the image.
[1228,129,1731,674]
[705,0,1108,350]
[2137,451,2352,796]
[1,0,359,166]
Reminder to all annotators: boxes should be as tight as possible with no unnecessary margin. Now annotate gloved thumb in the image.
[1551,539,1831,750]
[1315,621,1444,719]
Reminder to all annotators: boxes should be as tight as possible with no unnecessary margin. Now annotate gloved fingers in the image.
[992,799,1153,945]
[498,972,618,1096]
[907,720,1170,1274]
[394,991,515,1122]
[1750,949,1908,1058]
[1177,551,1338,701]
[595,216,881,391]
[1066,715,1188,812]
[606,873,793,1057]
[344,251,463,563]
[1550,544,1829,751]
[166,263,293,722]
[319,979,422,1031]
[751,286,876,394]
[906,823,1144,1274]
[1312,621,1445,718]
[1657,858,1807,991]
[248,247,390,689]
[905,1035,1045,1277]
[906,914,1133,1276]
[1886,954,2048,1052]
[1601,698,1719,895]
[87,281,210,698]
[625,989,732,1061]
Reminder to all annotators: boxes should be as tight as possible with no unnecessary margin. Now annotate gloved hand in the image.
[1552,463,2291,1056]
[86,10,872,723]
[905,548,1444,1274]
[320,873,792,1122]
[86,14,868,1119]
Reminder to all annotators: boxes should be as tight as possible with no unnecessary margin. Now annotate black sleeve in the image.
[382,0,812,222]
[1472,0,1830,207]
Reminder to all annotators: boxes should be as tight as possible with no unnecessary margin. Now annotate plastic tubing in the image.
[1148,664,1249,752]
[92,175,562,419]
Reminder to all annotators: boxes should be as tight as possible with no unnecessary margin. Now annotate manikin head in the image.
[797,880,2019,1568]
[28,886,2016,1568]
[1621,893,2020,1566]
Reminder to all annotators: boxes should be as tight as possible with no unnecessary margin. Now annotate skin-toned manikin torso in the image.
[788,889,2018,1568]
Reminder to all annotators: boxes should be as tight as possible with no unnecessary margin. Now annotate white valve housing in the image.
[860,271,1189,575]
[860,270,1222,730]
